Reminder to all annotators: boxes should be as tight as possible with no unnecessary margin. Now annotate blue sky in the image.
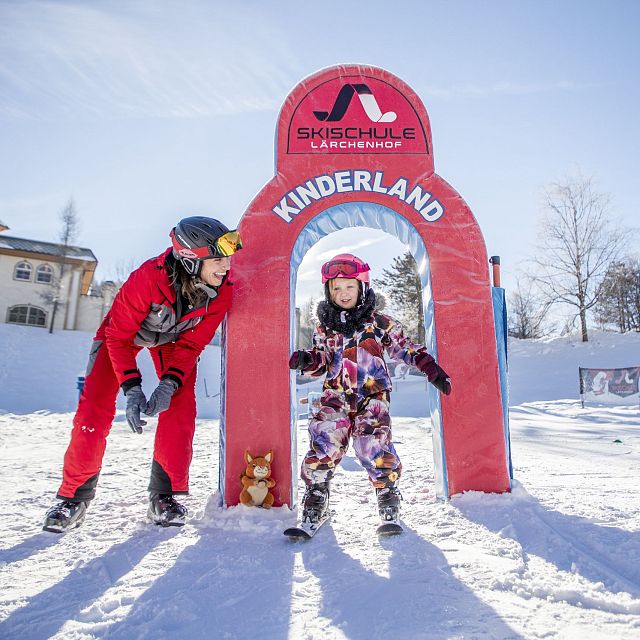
[1,0,638,303]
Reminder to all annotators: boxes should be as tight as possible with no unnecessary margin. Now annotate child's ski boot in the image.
[376,485,403,536]
[284,481,330,540]
[148,493,188,527]
[302,481,330,523]
[43,500,88,533]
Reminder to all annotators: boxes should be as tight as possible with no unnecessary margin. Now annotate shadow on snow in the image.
[0,527,181,640]
[455,484,640,601]
[298,523,522,640]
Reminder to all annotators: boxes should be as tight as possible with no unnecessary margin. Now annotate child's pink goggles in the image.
[321,259,370,282]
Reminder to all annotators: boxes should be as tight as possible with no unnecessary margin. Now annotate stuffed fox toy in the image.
[239,450,276,508]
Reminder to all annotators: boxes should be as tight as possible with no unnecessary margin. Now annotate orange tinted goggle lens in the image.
[215,231,242,257]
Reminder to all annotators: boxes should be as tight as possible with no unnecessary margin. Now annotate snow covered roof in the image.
[0,235,97,262]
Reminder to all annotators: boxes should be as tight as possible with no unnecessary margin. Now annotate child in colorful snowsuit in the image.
[289,253,451,527]
[43,216,242,533]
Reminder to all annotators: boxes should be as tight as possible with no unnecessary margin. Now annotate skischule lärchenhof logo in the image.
[293,81,422,153]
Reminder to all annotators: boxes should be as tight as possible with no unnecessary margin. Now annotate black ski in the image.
[283,513,330,540]
[376,521,403,536]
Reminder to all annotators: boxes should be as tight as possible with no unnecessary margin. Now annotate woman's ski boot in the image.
[148,493,188,527]
[43,500,88,533]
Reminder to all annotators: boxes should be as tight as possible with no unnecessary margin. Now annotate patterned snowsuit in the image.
[299,308,439,489]
[57,249,232,502]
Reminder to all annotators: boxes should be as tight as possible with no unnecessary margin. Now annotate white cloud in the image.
[0,1,301,119]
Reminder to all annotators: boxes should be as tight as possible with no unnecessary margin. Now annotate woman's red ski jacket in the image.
[94,248,232,391]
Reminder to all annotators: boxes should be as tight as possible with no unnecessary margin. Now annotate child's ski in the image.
[283,513,330,540]
[376,521,403,536]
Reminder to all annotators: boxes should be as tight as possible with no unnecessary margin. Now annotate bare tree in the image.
[533,174,626,342]
[48,199,80,333]
[507,277,552,339]
[109,257,139,288]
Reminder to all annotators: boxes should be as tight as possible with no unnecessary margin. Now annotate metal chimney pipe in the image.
[489,256,501,288]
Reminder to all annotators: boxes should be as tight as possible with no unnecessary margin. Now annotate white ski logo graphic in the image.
[358,92,397,122]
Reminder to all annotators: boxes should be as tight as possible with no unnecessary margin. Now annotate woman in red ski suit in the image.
[43,216,241,532]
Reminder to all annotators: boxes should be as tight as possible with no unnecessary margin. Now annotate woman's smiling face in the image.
[200,256,230,287]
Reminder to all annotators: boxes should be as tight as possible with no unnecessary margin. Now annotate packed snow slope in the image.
[1,324,639,639]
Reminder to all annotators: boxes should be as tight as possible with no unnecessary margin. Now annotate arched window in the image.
[36,264,54,284]
[7,304,47,327]
[14,261,32,281]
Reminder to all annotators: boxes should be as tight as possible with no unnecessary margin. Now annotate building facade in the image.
[0,228,116,333]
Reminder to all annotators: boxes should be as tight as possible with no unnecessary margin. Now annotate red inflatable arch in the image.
[221,65,511,506]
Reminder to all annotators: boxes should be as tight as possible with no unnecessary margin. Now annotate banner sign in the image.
[271,169,444,223]
[579,366,640,406]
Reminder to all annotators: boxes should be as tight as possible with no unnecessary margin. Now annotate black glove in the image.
[430,364,451,396]
[144,379,179,417]
[289,350,313,370]
[125,385,148,434]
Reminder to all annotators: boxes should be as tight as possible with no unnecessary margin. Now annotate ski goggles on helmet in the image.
[171,229,242,260]
[213,230,243,257]
[321,258,370,280]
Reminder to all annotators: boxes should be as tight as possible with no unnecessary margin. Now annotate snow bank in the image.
[508,330,640,405]
[0,324,223,417]
[2,323,639,415]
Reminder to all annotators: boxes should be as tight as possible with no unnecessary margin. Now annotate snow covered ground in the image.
[1,324,639,639]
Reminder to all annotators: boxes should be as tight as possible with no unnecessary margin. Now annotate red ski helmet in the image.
[320,254,370,284]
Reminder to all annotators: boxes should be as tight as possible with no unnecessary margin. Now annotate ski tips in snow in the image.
[284,513,331,540]
[376,521,403,536]
[283,526,313,540]
[284,512,403,539]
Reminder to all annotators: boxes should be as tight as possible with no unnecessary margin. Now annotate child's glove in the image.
[144,378,179,416]
[430,364,451,396]
[289,350,313,370]
[124,385,148,434]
